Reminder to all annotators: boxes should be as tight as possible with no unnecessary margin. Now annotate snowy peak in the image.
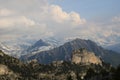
[44,37,62,47]
[25,39,50,54]
[23,39,60,55]
[32,39,49,48]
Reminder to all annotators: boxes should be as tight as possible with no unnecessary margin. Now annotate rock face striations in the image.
[71,48,102,65]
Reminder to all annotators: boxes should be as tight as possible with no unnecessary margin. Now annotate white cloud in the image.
[69,12,86,25]
[49,5,86,25]
[0,16,35,28]
[0,8,14,16]
[49,5,69,23]
[112,16,120,22]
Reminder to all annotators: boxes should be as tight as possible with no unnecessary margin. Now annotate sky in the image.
[0,0,120,46]
[51,0,120,20]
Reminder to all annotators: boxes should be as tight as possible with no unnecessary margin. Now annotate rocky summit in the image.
[71,48,102,65]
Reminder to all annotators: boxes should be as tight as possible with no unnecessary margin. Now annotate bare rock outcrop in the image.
[72,48,102,65]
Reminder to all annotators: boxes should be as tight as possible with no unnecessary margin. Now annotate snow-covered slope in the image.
[0,42,11,54]
[0,42,20,57]
[0,41,32,58]
[0,37,62,58]
[21,38,62,57]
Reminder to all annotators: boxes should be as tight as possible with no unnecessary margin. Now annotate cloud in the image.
[49,5,86,25]
[63,17,120,46]
[0,0,119,47]
[0,8,14,16]
[112,16,120,22]
[0,16,35,28]
[0,0,86,42]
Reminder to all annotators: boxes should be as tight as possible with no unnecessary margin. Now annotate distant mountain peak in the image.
[33,39,49,47]
[26,39,50,52]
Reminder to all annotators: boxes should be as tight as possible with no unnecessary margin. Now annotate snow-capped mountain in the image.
[0,42,21,57]
[0,37,62,58]
[20,38,120,67]
[0,42,11,54]
[0,41,33,58]
[1,36,119,58]
[23,39,50,55]
[44,37,62,47]
[22,38,62,56]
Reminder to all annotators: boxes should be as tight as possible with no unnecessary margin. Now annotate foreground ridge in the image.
[1,49,120,80]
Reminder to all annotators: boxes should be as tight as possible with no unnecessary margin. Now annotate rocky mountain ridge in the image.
[20,38,120,67]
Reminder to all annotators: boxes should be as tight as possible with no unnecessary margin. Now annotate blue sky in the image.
[51,0,120,20]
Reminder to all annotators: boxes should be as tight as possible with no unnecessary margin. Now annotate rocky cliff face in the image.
[71,48,102,65]
[0,64,9,75]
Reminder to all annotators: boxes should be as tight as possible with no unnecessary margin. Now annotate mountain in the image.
[25,39,50,53]
[0,41,32,58]
[105,43,120,53]
[20,38,120,67]
[0,42,19,57]
[22,39,57,56]
[21,38,62,57]
[0,37,62,58]
[71,48,102,65]
[44,37,62,47]
[0,49,117,80]
[0,42,11,54]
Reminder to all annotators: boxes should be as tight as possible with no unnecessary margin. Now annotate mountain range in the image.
[1,49,119,80]
[20,38,120,67]
[105,43,120,53]
[0,41,31,58]
[0,38,61,58]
